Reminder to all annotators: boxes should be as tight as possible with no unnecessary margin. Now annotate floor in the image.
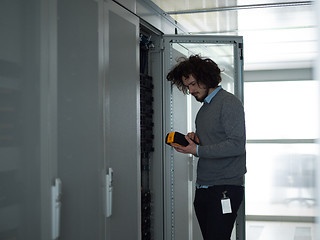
[246,221,315,240]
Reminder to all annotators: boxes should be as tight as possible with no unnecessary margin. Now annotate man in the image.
[166,55,246,240]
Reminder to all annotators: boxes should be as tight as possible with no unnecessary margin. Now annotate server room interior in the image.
[0,0,318,240]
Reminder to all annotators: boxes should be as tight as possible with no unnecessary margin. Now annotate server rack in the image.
[139,26,157,240]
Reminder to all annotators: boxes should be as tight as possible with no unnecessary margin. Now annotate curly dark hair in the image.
[166,55,222,94]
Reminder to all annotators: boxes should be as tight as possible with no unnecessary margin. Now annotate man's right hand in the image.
[187,132,200,144]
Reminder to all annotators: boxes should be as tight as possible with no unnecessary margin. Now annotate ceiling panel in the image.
[238,5,314,30]
[151,0,312,12]
[237,0,311,5]
[171,11,238,33]
[150,0,316,70]
[151,0,237,12]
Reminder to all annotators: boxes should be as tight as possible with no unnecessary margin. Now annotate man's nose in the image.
[188,86,195,94]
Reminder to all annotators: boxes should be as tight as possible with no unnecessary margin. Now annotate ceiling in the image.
[150,0,316,70]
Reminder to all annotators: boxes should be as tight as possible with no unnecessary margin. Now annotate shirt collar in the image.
[204,86,222,104]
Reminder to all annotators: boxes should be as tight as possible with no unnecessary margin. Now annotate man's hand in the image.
[187,132,199,144]
[173,135,198,156]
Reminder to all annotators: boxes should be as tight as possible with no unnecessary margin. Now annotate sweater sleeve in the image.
[198,96,246,159]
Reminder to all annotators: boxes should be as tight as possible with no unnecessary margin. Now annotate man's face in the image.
[182,74,208,102]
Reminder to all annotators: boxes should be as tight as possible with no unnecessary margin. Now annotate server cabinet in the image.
[57,0,105,239]
[0,0,57,239]
[162,35,244,240]
[100,1,141,240]
[100,2,245,240]
[1,1,245,240]
[139,22,165,240]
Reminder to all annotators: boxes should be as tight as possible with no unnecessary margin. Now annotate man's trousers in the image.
[194,185,244,240]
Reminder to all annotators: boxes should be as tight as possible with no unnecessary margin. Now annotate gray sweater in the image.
[196,89,246,186]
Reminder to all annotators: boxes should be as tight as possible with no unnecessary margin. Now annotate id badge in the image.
[221,191,232,214]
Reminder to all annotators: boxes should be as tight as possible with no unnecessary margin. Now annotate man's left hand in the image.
[173,135,198,156]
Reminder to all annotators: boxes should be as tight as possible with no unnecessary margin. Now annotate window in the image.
[244,76,319,218]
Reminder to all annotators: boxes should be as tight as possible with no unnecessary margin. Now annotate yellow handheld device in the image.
[165,132,189,147]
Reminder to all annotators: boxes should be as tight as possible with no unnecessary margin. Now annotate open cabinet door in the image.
[162,35,245,240]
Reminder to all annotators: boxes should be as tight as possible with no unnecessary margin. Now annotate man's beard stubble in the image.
[194,88,209,102]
